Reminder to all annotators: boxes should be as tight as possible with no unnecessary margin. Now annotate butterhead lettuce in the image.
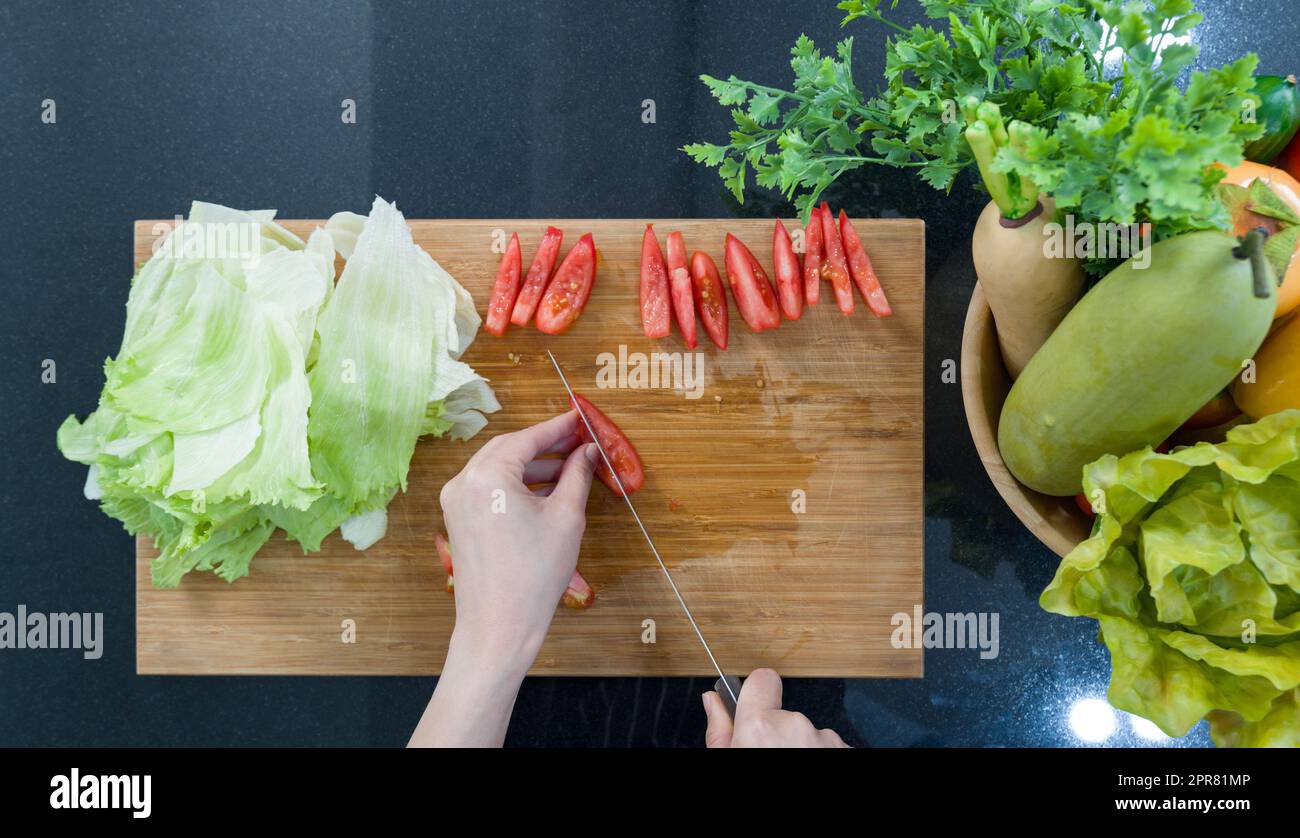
[58,198,497,587]
[1042,410,1300,747]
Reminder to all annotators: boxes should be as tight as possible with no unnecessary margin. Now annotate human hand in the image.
[703,668,849,748]
[437,410,599,671]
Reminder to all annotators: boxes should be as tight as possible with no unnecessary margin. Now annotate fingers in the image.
[484,411,580,469]
[702,691,734,748]
[522,457,566,485]
[548,442,599,512]
[735,668,783,718]
[708,668,848,748]
[541,434,582,457]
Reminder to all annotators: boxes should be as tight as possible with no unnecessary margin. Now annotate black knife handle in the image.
[714,676,743,719]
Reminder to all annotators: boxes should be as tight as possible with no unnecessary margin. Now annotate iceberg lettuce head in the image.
[58,198,497,587]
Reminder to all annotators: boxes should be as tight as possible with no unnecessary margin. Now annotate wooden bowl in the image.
[960,284,1092,557]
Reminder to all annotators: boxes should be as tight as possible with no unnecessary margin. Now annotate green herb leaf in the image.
[681,142,728,167]
[701,74,751,106]
[686,0,1260,248]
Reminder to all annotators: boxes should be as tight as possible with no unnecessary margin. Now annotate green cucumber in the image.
[1245,74,1300,164]
[997,231,1277,497]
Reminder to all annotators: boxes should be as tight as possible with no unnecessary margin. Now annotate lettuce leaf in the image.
[1041,410,1300,746]
[307,198,497,548]
[1099,618,1294,736]
[58,199,497,586]
[307,197,442,506]
[1209,689,1300,747]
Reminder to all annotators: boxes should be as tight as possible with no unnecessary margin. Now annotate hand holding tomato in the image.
[412,412,599,747]
[437,411,599,662]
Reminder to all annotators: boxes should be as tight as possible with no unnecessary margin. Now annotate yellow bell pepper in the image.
[1235,313,1300,418]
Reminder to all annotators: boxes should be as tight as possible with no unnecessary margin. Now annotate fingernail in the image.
[701,692,713,719]
[584,443,599,463]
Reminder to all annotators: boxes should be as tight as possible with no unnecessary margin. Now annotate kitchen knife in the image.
[546,350,741,713]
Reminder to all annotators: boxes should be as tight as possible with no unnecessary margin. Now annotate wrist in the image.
[414,627,538,748]
[447,623,544,682]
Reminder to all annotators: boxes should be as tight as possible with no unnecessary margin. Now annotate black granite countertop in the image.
[0,0,1286,746]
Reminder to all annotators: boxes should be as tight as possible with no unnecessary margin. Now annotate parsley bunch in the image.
[684,0,1262,259]
[996,1,1261,250]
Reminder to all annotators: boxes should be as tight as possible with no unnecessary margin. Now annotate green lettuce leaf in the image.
[1041,410,1300,746]
[1234,481,1300,592]
[307,197,444,506]
[1099,618,1293,737]
[106,260,272,436]
[1209,689,1300,747]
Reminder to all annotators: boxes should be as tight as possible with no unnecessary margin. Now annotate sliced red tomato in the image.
[723,233,781,332]
[434,531,454,592]
[839,210,892,317]
[665,231,698,349]
[803,206,823,305]
[561,569,596,609]
[1073,495,1096,520]
[819,201,854,314]
[772,220,804,320]
[690,251,729,350]
[639,225,671,339]
[484,232,522,336]
[571,392,645,495]
[511,226,563,327]
[536,233,597,335]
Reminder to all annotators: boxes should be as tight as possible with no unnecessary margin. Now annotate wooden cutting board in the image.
[134,217,925,677]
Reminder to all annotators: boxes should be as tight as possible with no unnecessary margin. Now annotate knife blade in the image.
[546,350,740,711]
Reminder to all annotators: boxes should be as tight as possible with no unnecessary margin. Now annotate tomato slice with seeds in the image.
[772,220,804,320]
[803,206,823,305]
[665,231,697,349]
[839,210,892,317]
[723,233,781,332]
[536,233,597,335]
[639,225,671,339]
[484,232,522,336]
[511,226,564,327]
[571,392,645,495]
[561,569,596,609]
[690,250,728,350]
[819,201,854,315]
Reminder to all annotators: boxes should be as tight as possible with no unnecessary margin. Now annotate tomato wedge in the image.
[803,206,823,305]
[561,569,596,609]
[434,531,455,593]
[437,530,594,606]
[511,226,564,327]
[772,220,804,320]
[484,232,522,336]
[723,233,781,332]
[639,225,671,339]
[571,392,645,495]
[536,233,597,335]
[819,201,854,314]
[839,210,892,317]
[689,251,729,350]
[665,231,698,349]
